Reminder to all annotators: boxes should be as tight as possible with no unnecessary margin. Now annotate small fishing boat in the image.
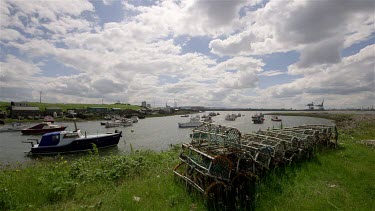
[43,116,54,123]
[105,120,122,128]
[0,122,28,133]
[203,116,214,123]
[178,115,203,128]
[121,118,133,126]
[23,122,122,155]
[252,114,264,124]
[21,122,67,135]
[209,112,217,116]
[225,114,236,121]
[180,114,189,117]
[271,116,282,121]
[105,118,133,128]
[130,116,139,123]
[104,115,112,120]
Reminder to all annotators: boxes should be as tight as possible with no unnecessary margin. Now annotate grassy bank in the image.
[0,147,204,210]
[256,113,375,210]
[1,113,374,210]
[0,101,140,112]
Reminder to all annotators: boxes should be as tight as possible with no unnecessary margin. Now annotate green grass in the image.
[0,102,9,112]
[255,114,375,210]
[0,113,374,210]
[0,101,140,112]
[0,147,205,210]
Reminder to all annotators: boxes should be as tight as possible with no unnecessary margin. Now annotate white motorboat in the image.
[178,115,203,128]
[225,114,237,121]
[121,118,133,126]
[0,122,28,133]
[203,116,214,123]
[23,121,122,155]
[130,116,139,123]
[105,120,122,128]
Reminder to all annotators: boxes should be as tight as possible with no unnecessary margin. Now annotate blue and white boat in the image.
[24,122,122,155]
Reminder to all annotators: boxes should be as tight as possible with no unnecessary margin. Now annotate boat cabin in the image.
[39,130,84,146]
[29,122,60,129]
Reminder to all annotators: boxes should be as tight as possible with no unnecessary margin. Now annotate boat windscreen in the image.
[39,133,60,146]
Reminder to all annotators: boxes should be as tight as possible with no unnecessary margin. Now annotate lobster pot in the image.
[240,141,273,170]
[279,128,320,146]
[261,139,287,163]
[191,123,242,150]
[257,131,300,153]
[242,134,287,164]
[235,153,258,175]
[296,125,336,145]
[181,144,233,180]
[174,143,235,194]
[279,131,315,151]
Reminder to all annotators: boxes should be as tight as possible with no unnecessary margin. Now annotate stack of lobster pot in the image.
[174,124,244,198]
[173,123,338,204]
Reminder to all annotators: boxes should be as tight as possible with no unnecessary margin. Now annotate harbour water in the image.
[0,111,334,164]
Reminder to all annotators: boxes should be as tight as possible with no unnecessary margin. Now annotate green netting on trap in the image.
[191,123,241,148]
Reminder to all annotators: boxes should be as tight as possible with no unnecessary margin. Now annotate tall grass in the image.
[254,115,375,210]
[0,147,205,210]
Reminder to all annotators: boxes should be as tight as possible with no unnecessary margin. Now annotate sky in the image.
[0,0,374,109]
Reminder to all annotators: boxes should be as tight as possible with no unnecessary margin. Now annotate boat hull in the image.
[271,119,282,122]
[252,117,264,124]
[30,133,121,155]
[178,123,203,128]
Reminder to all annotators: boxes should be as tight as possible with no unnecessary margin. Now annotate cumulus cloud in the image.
[0,55,43,87]
[209,0,375,67]
[295,37,343,69]
[215,57,264,89]
[263,44,375,107]
[127,0,251,37]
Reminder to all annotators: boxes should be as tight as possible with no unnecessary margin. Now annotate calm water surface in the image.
[0,111,336,163]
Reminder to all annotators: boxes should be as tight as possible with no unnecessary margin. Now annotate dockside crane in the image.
[315,100,324,110]
[306,102,314,110]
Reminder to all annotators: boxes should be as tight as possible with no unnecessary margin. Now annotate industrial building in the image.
[10,106,40,118]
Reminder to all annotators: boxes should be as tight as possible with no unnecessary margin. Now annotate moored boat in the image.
[225,114,237,121]
[43,116,54,123]
[130,116,139,123]
[23,125,122,155]
[0,122,28,133]
[120,118,133,126]
[209,112,217,116]
[203,116,214,123]
[21,122,67,135]
[105,120,122,128]
[251,114,264,124]
[178,115,202,128]
[271,116,282,121]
